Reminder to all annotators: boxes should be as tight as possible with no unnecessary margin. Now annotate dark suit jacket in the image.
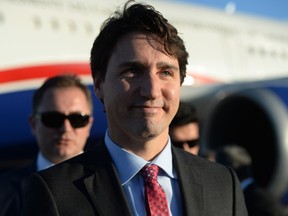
[0,162,36,216]
[22,140,247,216]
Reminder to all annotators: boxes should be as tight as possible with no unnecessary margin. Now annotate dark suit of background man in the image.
[215,144,287,216]
[0,74,93,216]
[22,1,248,215]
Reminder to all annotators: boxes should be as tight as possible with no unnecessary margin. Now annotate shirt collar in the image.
[104,130,175,186]
[241,177,254,190]
[36,152,54,171]
[37,151,84,171]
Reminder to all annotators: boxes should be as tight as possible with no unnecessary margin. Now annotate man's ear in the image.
[93,78,104,101]
[29,115,37,135]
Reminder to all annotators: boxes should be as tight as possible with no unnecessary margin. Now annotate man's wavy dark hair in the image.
[90,0,188,84]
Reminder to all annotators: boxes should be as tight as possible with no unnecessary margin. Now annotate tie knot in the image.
[141,164,159,182]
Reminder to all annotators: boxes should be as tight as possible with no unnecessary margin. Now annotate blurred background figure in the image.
[200,149,216,162]
[215,144,287,216]
[169,101,200,155]
[0,74,94,216]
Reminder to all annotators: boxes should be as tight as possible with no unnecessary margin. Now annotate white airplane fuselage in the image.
[1,1,288,191]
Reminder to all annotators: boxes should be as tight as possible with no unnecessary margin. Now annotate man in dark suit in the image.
[22,1,247,215]
[0,74,93,216]
[215,144,287,216]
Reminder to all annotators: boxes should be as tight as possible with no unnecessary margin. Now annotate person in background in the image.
[215,144,287,216]
[0,74,93,216]
[200,149,216,162]
[22,1,247,215]
[169,101,200,155]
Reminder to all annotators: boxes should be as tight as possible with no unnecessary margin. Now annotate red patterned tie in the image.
[141,164,170,216]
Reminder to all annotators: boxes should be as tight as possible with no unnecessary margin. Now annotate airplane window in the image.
[270,50,276,58]
[191,22,201,29]
[248,46,255,54]
[0,12,4,24]
[84,22,93,35]
[259,48,266,56]
[68,20,77,32]
[50,17,59,31]
[282,51,287,59]
[33,16,42,29]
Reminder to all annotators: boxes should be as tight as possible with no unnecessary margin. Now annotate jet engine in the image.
[181,79,288,199]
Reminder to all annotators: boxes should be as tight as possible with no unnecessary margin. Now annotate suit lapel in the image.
[77,141,204,215]
[80,141,133,216]
[173,147,204,216]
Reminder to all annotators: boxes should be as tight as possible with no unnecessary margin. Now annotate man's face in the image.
[94,33,181,148]
[30,87,93,163]
[170,122,200,155]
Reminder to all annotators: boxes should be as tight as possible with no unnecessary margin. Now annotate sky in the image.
[179,0,288,22]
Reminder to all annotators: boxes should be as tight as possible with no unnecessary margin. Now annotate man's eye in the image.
[122,68,140,78]
[161,70,173,76]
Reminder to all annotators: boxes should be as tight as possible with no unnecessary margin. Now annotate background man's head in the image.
[169,101,200,155]
[29,74,93,163]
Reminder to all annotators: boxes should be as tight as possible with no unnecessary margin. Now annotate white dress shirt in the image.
[36,152,54,171]
[36,151,83,171]
[104,130,182,216]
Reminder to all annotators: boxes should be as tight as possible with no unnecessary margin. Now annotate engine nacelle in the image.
[181,82,288,198]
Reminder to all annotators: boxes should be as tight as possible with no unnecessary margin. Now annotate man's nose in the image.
[139,73,161,99]
[60,119,73,131]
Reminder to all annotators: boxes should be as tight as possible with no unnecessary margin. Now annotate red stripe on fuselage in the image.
[0,63,91,84]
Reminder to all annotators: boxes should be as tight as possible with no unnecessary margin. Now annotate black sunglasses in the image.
[172,139,199,148]
[36,111,90,129]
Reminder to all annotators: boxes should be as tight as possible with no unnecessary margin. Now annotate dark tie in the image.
[141,164,170,216]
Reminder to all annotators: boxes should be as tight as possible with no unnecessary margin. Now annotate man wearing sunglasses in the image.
[30,74,93,165]
[0,74,93,216]
[169,101,200,155]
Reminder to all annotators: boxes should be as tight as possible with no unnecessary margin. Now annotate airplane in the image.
[0,0,288,198]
